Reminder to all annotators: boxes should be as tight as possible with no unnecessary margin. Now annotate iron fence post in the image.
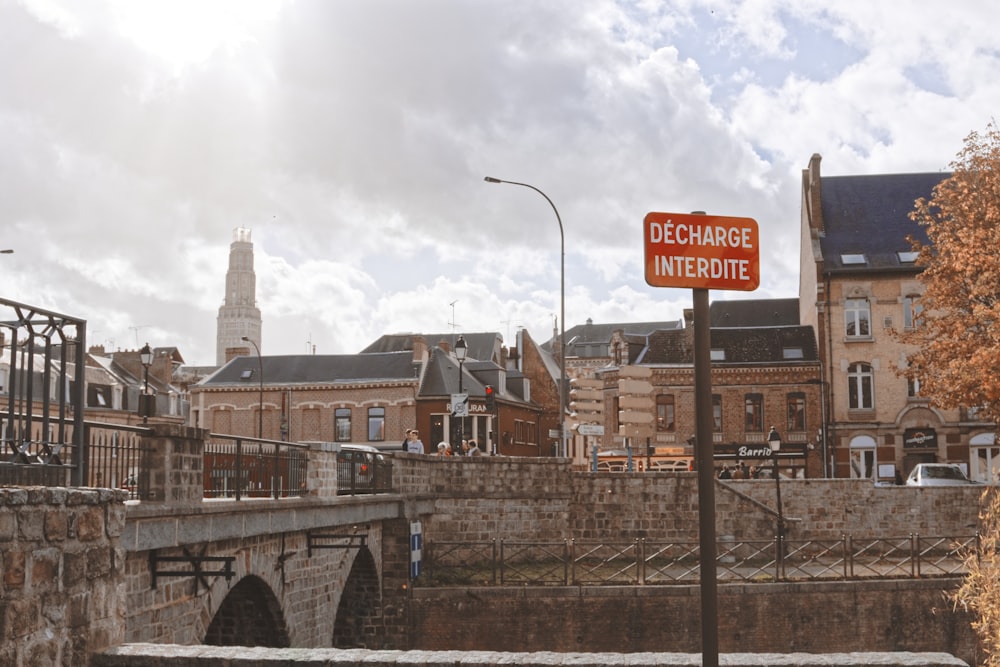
[911,533,918,578]
[491,539,497,585]
[499,538,505,586]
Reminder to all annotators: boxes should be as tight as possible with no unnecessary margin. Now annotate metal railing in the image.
[0,415,152,500]
[415,534,976,587]
[204,434,309,500]
[336,447,393,495]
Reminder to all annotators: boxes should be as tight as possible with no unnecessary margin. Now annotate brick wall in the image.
[405,580,977,661]
[393,454,984,543]
[0,487,126,667]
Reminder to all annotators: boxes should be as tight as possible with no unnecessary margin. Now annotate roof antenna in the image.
[449,300,460,333]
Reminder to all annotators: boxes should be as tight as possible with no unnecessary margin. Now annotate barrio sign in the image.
[643,212,760,291]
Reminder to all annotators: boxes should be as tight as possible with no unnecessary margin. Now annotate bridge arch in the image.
[204,574,290,647]
[332,545,382,648]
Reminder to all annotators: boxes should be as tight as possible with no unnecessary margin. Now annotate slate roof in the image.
[361,332,501,362]
[819,172,947,273]
[199,351,420,386]
[642,325,818,365]
[556,318,683,353]
[710,298,799,328]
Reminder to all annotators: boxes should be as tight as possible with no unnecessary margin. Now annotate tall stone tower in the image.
[216,227,262,365]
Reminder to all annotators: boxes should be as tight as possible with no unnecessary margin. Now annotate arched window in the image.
[849,434,877,480]
[847,362,874,410]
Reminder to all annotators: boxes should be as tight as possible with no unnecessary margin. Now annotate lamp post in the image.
[767,425,786,576]
[454,334,467,446]
[242,336,264,440]
[484,176,566,456]
[139,342,153,424]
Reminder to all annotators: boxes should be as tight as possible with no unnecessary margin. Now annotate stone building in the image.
[798,153,996,482]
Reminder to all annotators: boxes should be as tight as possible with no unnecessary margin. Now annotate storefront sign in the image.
[903,428,938,449]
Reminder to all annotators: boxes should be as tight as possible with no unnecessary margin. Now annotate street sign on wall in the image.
[643,212,760,291]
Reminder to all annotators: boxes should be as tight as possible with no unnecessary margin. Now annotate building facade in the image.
[798,153,995,482]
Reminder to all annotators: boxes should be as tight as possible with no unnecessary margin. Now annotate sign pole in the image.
[693,286,718,667]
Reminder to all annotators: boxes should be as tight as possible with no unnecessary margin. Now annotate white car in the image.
[905,463,980,487]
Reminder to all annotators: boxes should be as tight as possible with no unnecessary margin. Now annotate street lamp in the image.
[454,334,467,445]
[139,342,153,424]
[767,425,786,575]
[242,336,264,440]
[484,176,566,456]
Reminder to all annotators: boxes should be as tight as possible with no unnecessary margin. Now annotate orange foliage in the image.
[896,122,1000,422]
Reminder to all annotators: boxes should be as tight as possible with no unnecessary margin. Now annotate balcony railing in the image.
[415,534,976,587]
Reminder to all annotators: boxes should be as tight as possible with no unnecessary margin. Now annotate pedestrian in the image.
[465,439,482,456]
[405,429,424,454]
[400,428,412,451]
[436,442,450,457]
[732,462,746,480]
[718,465,732,480]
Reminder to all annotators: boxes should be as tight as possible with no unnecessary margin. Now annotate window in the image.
[897,251,919,264]
[744,394,763,432]
[786,393,806,432]
[87,384,112,408]
[841,253,867,265]
[712,394,722,432]
[848,363,874,410]
[907,377,921,398]
[710,349,726,361]
[367,407,385,441]
[335,408,352,442]
[782,347,804,360]
[903,295,922,329]
[845,299,871,337]
[656,394,675,432]
[613,342,623,366]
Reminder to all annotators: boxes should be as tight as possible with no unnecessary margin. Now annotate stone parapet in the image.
[94,645,968,667]
[0,486,126,667]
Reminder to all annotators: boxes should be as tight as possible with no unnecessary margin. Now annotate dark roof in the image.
[820,172,947,272]
[643,326,818,364]
[361,332,500,362]
[201,351,419,386]
[710,298,799,328]
[558,318,683,351]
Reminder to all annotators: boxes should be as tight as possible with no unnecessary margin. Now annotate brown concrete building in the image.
[798,153,995,482]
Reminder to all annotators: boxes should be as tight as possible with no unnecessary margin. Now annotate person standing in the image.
[406,430,425,454]
[465,439,482,456]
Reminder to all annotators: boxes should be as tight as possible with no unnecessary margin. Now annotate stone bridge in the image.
[0,424,986,666]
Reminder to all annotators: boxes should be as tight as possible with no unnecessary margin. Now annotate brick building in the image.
[560,299,823,476]
[190,332,543,456]
[798,153,996,482]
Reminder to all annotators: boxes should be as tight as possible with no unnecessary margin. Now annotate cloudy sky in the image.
[2,0,997,366]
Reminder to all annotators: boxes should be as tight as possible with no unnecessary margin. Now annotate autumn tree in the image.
[897,122,1000,423]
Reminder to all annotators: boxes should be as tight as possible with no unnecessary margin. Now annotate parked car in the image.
[905,463,980,487]
[336,444,391,494]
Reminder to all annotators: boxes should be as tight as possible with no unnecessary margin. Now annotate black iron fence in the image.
[415,534,976,587]
[204,434,309,500]
[336,446,393,495]
[0,416,152,500]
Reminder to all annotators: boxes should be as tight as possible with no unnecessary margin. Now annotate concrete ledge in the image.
[94,645,968,667]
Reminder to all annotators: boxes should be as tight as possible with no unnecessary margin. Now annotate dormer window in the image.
[710,349,726,361]
[240,369,254,380]
[897,251,919,264]
[782,347,804,360]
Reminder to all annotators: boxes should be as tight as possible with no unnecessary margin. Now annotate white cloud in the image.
[2,0,998,364]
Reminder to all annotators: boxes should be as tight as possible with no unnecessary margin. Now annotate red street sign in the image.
[643,212,760,291]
